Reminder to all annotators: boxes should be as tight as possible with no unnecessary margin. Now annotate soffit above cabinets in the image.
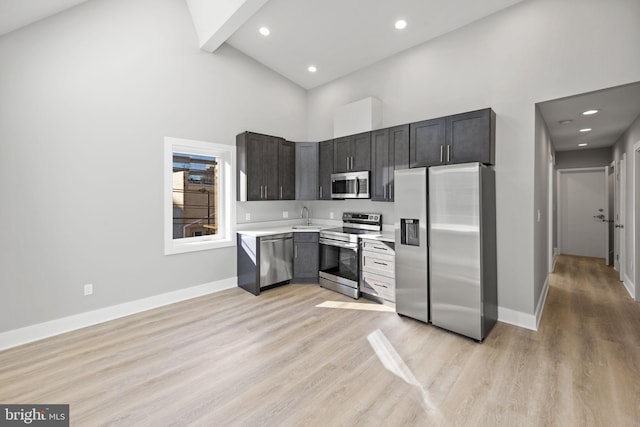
[538,82,640,152]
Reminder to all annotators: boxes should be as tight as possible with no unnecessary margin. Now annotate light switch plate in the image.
[283,211,288,218]
[245,213,251,221]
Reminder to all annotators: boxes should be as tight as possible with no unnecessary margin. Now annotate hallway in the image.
[537,255,640,424]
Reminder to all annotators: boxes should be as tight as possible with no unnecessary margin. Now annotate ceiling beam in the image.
[186,0,269,53]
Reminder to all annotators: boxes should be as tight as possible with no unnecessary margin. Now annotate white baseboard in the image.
[0,277,237,351]
[499,276,550,331]
[498,306,537,331]
[551,254,558,272]
[623,273,635,299]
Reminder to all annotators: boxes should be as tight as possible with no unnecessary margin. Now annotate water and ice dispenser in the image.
[400,219,420,246]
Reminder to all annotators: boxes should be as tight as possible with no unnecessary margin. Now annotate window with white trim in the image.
[164,137,235,254]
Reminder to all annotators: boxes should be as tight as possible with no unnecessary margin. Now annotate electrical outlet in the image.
[245,213,251,221]
[283,211,288,218]
[84,284,93,296]
[330,212,334,219]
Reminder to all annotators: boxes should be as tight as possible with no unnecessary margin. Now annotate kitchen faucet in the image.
[300,206,310,226]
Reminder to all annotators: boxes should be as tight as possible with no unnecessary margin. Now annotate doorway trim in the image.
[634,141,640,301]
[548,152,556,272]
[620,155,629,295]
[557,167,608,259]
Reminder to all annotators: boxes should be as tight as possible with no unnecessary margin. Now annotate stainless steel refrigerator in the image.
[394,168,429,323]
[429,163,497,341]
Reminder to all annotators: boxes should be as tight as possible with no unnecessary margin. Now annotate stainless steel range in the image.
[319,212,382,299]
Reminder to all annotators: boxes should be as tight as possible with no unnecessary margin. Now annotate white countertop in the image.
[236,219,334,237]
[237,220,395,242]
[359,231,395,243]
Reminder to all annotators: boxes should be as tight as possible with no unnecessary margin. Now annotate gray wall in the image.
[612,113,640,300]
[0,0,307,332]
[534,105,553,311]
[556,148,612,169]
[307,0,640,316]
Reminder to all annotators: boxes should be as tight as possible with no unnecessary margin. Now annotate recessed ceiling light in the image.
[582,109,599,115]
[308,65,317,73]
[559,120,573,125]
[395,19,407,30]
[578,143,588,147]
[579,128,592,132]
[259,27,270,36]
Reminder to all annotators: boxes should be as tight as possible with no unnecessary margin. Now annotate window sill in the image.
[165,237,235,255]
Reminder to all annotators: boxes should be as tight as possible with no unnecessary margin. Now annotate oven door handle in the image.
[319,238,358,249]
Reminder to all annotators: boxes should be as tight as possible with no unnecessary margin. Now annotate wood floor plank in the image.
[1,256,640,426]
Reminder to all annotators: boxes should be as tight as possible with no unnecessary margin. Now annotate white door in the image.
[558,168,607,259]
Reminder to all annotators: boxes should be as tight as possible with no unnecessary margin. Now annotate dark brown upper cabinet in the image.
[371,124,409,202]
[278,139,295,200]
[409,108,495,167]
[445,108,495,165]
[236,131,294,201]
[409,117,446,168]
[333,132,371,173]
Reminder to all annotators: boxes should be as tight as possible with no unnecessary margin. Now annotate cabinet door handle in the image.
[265,185,268,198]
[295,246,298,258]
[373,261,388,266]
[280,186,283,199]
[446,145,451,163]
[351,156,354,170]
[346,157,349,170]
[440,145,444,163]
[383,185,386,199]
[320,186,323,199]
[260,185,263,199]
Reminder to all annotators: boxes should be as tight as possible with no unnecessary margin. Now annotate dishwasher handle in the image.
[260,233,294,244]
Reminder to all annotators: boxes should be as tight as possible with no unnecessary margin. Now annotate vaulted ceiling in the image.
[2,0,639,151]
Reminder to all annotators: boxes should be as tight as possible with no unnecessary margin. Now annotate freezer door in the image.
[394,168,429,323]
[429,163,482,340]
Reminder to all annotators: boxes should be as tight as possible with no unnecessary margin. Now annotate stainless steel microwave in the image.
[331,171,370,199]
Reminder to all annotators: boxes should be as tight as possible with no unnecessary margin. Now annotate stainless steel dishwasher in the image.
[260,233,294,288]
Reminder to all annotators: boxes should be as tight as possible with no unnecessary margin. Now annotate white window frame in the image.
[164,136,236,255]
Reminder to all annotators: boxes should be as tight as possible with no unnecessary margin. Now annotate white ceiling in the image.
[226,0,525,89]
[0,0,90,37]
[4,1,639,153]
[538,82,640,152]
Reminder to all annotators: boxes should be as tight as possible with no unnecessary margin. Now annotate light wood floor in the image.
[1,255,639,426]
